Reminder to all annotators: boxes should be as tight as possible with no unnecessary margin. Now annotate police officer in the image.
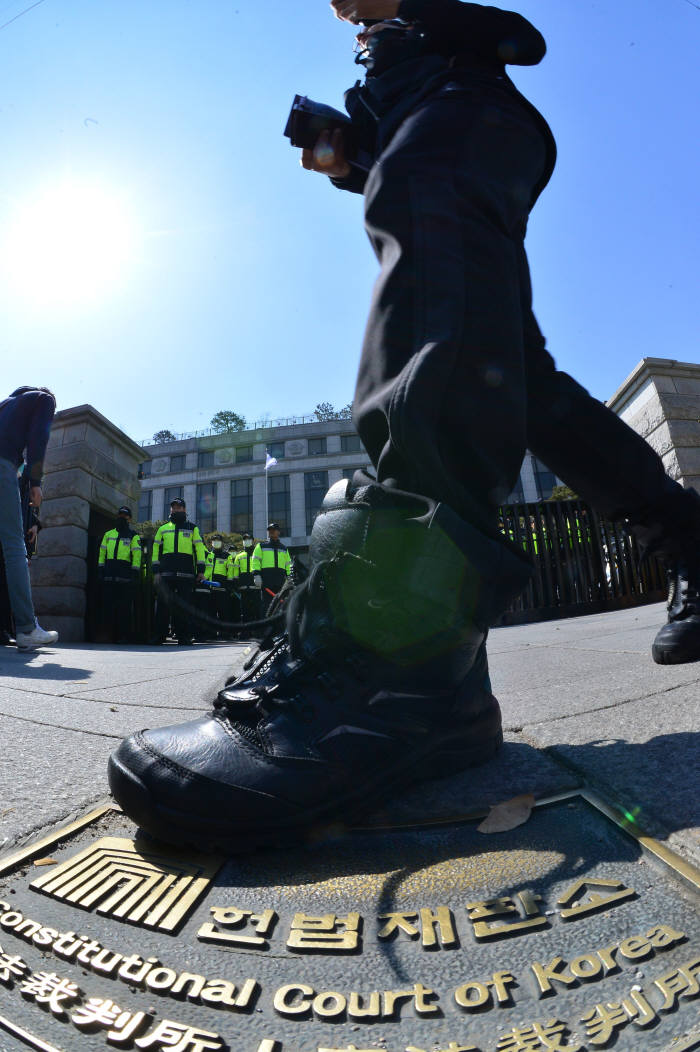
[202,534,237,639]
[232,533,260,631]
[151,498,206,645]
[98,507,142,643]
[251,523,291,611]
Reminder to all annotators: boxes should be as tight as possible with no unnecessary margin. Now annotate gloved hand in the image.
[253,575,263,589]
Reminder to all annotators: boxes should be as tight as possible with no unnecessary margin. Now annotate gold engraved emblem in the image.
[30,837,222,933]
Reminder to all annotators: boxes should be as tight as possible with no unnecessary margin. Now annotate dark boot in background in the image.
[631,486,700,665]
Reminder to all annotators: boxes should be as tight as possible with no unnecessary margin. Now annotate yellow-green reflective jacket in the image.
[204,550,234,583]
[251,540,291,592]
[232,549,256,586]
[98,529,142,580]
[152,520,206,578]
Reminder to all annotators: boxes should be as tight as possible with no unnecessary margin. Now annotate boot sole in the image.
[108,721,503,855]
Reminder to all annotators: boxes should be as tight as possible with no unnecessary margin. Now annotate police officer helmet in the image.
[170,497,186,508]
[118,506,132,518]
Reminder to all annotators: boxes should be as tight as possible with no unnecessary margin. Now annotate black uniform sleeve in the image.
[330,166,370,195]
[397,0,546,66]
[25,392,56,486]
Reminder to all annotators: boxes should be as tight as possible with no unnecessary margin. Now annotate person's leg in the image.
[0,457,36,634]
[152,580,170,642]
[517,254,700,662]
[355,88,548,538]
[174,579,195,643]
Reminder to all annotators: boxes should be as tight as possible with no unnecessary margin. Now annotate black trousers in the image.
[100,580,135,642]
[239,587,261,625]
[354,82,694,555]
[154,578,194,641]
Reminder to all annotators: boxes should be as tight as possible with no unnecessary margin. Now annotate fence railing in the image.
[496,500,666,625]
[140,414,356,447]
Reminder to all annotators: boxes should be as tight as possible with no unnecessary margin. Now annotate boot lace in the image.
[214,562,372,734]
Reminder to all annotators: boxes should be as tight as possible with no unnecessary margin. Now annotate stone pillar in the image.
[32,405,143,641]
[289,472,306,542]
[252,475,267,540]
[216,480,231,534]
[151,487,166,523]
[607,358,700,495]
[183,483,197,515]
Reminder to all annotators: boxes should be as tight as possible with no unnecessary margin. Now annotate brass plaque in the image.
[0,794,698,1052]
[30,837,222,933]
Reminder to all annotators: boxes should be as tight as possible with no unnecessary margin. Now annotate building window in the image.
[532,457,558,501]
[164,486,184,509]
[340,434,362,454]
[198,450,215,469]
[267,441,285,460]
[231,478,253,536]
[305,471,328,534]
[197,483,217,534]
[267,474,290,536]
[137,489,152,523]
[170,454,186,472]
[138,461,152,479]
[307,437,327,456]
[236,445,253,464]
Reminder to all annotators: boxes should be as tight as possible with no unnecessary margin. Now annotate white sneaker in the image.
[16,623,59,651]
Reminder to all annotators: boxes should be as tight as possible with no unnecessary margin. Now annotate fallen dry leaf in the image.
[33,857,58,867]
[477,793,535,834]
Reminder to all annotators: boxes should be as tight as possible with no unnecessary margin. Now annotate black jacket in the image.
[0,390,55,485]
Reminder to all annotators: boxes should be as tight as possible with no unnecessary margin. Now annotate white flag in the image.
[265,452,278,471]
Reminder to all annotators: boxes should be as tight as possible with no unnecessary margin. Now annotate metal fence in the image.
[139,413,355,447]
[496,500,666,625]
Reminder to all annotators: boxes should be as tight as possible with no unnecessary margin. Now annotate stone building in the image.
[28,357,698,641]
[606,357,700,495]
[136,417,564,550]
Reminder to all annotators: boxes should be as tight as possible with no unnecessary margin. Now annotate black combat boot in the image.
[632,486,700,665]
[108,475,532,851]
[651,552,700,664]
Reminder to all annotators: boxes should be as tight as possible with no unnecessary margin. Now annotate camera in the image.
[284,95,359,160]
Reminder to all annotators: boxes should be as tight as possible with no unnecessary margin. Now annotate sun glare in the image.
[2,182,137,307]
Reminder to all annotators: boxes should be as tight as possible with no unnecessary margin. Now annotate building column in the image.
[520,455,539,503]
[289,472,306,541]
[252,475,267,540]
[217,479,231,533]
[183,483,197,517]
[151,487,165,523]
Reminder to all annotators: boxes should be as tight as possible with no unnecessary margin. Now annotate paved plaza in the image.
[1,600,698,866]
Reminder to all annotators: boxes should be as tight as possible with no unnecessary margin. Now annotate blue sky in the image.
[1,0,698,446]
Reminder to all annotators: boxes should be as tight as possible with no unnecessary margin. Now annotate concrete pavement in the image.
[0,601,698,867]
